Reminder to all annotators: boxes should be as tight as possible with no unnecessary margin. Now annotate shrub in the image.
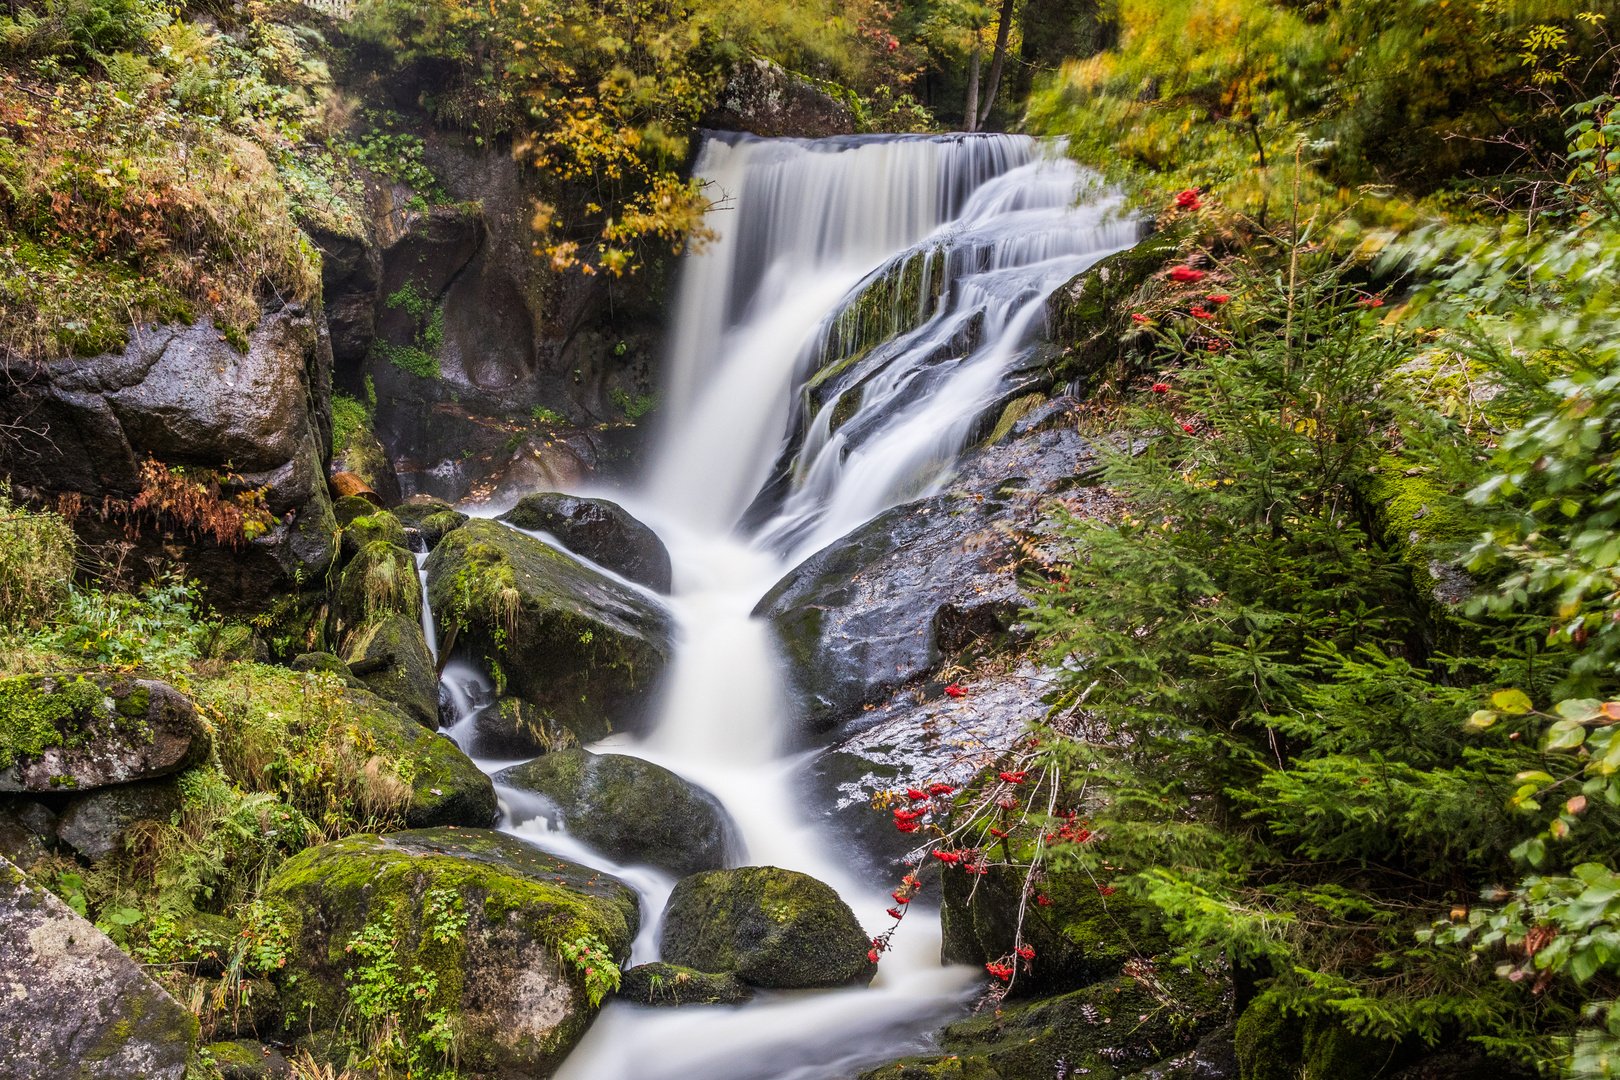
[0,485,76,630]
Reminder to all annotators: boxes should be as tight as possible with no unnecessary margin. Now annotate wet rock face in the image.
[264,828,639,1076]
[0,674,210,793]
[0,854,199,1078]
[702,57,857,138]
[58,779,182,861]
[0,308,338,611]
[424,519,674,742]
[342,614,439,730]
[755,400,1118,739]
[468,695,572,758]
[617,962,754,1007]
[659,866,878,989]
[496,749,736,878]
[500,492,673,592]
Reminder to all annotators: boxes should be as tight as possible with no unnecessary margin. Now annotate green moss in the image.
[1365,454,1477,606]
[341,511,409,562]
[332,495,380,529]
[0,674,111,770]
[1234,991,1407,1080]
[1046,230,1183,390]
[333,541,422,645]
[618,962,753,1006]
[985,393,1046,445]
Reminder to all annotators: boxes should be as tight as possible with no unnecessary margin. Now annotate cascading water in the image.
[434,131,1136,1079]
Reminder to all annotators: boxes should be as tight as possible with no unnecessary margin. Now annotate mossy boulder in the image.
[331,540,421,649]
[1044,229,1181,393]
[0,673,210,793]
[204,1039,292,1079]
[494,749,736,877]
[500,492,673,592]
[1234,991,1408,1080]
[392,498,457,528]
[617,962,753,1006]
[339,510,410,564]
[1366,455,1479,612]
[395,500,471,550]
[342,614,439,730]
[354,694,494,828]
[470,696,575,757]
[289,651,367,691]
[1,853,199,1078]
[263,828,640,1075]
[332,493,381,528]
[659,866,877,989]
[865,960,1225,1080]
[58,778,182,861]
[941,863,1171,998]
[424,519,674,742]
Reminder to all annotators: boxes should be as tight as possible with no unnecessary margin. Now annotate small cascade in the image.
[424,130,1134,1080]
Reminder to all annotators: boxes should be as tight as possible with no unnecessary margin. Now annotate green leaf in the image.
[1468,710,1499,729]
[1492,689,1533,715]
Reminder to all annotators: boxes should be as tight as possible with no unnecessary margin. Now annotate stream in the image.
[425,131,1136,1079]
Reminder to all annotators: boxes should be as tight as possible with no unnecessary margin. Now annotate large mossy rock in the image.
[339,509,409,563]
[1233,992,1409,1080]
[862,962,1226,1080]
[394,499,470,551]
[351,691,494,828]
[659,866,877,989]
[0,673,210,793]
[469,696,574,757]
[1,854,199,1078]
[941,863,1170,998]
[494,749,735,877]
[342,613,439,730]
[264,828,639,1075]
[331,540,421,648]
[424,519,674,741]
[500,492,672,592]
[1043,229,1181,393]
[617,962,753,1007]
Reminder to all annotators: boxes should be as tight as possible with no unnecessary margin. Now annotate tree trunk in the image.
[965,36,982,132]
[978,0,1018,128]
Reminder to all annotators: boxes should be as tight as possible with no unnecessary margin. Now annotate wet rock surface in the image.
[500,492,673,592]
[755,399,1118,738]
[617,962,755,1007]
[496,749,735,878]
[0,673,210,793]
[58,779,182,861]
[342,613,439,730]
[425,519,674,742]
[659,865,878,989]
[0,853,198,1078]
[264,828,639,1076]
[467,695,573,758]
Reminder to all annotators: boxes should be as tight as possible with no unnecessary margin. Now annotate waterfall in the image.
[436,130,1135,1080]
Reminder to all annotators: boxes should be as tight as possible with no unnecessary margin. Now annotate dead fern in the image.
[129,459,274,549]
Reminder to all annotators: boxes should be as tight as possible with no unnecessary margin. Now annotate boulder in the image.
[205,1040,293,1080]
[495,749,735,877]
[264,828,639,1075]
[58,779,182,861]
[0,797,57,868]
[0,673,210,793]
[701,57,857,138]
[424,519,674,741]
[342,614,439,730]
[289,651,367,691]
[339,509,409,563]
[469,696,575,758]
[862,962,1226,1080]
[0,853,199,1078]
[1044,229,1181,393]
[618,962,753,1007]
[659,866,876,989]
[331,494,380,528]
[394,499,470,551]
[940,863,1170,999]
[331,540,421,649]
[0,308,338,611]
[500,492,672,592]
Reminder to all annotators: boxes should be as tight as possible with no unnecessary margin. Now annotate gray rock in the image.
[0,674,210,793]
[58,780,182,861]
[469,696,574,758]
[0,799,55,868]
[424,520,674,742]
[659,866,877,989]
[500,492,672,592]
[617,962,753,1007]
[0,309,337,611]
[495,749,735,878]
[702,57,857,138]
[0,854,198,1077]
[205,1039,293,1079]
[343,613,439,730]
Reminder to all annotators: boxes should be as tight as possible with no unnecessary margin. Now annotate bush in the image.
[0,486,76,630]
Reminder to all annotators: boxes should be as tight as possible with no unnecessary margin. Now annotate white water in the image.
[432,131,1134,1079]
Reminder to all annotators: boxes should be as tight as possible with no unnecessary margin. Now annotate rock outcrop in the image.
[701,57,857,138]
[659,866,877,989]
[57,779,183,861]
[500,492,672,592]
[264,828,639,1075]
[1,854,199,1078]
[0,307,338,610]
[0,673,210,793]
[496,749,735,877]
[425,519,674,741]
